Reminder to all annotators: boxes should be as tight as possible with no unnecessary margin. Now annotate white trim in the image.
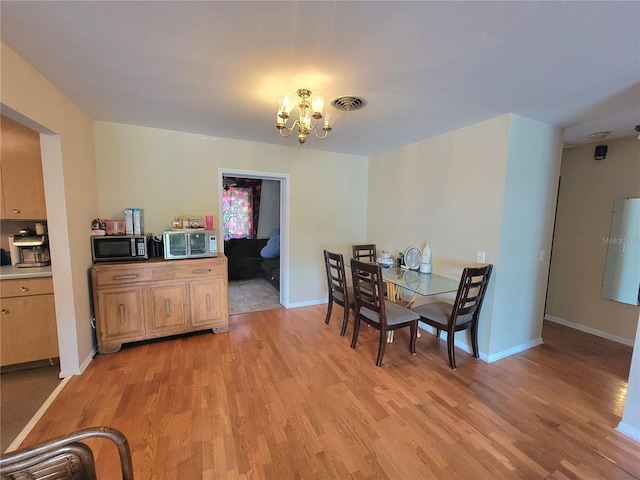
[617,421,640,442]
[287,299,326,309]
[4,376,71,453]
[59,347,95,378]
[219,169,290,308]
[418,323,543,363]
[545,314,635,347]
[482,337,544,363]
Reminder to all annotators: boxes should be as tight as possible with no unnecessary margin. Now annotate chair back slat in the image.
[352,244,377,263]
[350,259,386,323]
[452,265,493,320]
[323,250,354,336]
[324,250,349,298]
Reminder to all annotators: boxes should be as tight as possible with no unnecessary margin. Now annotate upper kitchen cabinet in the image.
[0,115,47,220]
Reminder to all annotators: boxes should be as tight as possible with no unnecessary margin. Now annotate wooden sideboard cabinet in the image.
[90,256,229,354]
[0,277,59,366]
[0,114,47,220]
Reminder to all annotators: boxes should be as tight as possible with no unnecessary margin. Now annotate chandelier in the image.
[276,89,331,145]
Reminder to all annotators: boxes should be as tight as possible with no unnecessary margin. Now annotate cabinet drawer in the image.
[93,265,157,286]
[92,258,228,286]
[176,262,225,279]
[0,277,54,298]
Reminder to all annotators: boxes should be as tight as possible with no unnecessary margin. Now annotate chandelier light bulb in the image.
[275,88,334,145]
[280,94,295,117]
[312,96,324,116]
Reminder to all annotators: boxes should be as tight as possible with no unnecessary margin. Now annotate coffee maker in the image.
[12,231,51,267]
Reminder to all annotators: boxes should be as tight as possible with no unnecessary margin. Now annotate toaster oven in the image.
[163,230,217,259]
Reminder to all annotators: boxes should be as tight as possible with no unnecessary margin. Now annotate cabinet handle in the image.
[206,294,211,312]
[192,269,212,274]
[113,274,139,280]
[165,299,171,316]
[1,309,9,314]
[119,304,126,324]
[12,209,20,214]
[20,286,29,292]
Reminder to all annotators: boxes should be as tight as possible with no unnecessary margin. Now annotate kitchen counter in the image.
[0,265,53,280]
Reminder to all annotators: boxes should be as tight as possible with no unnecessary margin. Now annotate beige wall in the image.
[1,43,99,376]
[546,136,640,343]
[368,114,563,361]
[491,115,563,355]
[92,121,369,306]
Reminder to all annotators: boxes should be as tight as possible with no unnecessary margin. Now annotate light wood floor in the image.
[15,306,640,479]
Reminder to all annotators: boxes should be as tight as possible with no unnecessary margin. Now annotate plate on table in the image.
[404,246,422,270]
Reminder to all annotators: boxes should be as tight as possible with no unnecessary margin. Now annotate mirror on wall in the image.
[601,198,640,306]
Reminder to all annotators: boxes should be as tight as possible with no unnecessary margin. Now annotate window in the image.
[222,187,253,240]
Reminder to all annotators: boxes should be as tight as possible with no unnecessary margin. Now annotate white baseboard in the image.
[544,314,634,347]
[286,299,326,309]
[59,347,96,378]
[617,421,640,442]
[482,337,544,363]
[418,323,543,363]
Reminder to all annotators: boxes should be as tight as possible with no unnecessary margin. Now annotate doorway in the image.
[219,169,289,313]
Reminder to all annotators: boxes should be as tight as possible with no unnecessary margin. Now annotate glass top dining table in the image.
[380,266,459,297]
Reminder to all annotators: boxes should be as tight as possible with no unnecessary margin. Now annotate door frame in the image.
[218,168,290,308]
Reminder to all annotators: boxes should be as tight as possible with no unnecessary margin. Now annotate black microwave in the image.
[91,235,148,263]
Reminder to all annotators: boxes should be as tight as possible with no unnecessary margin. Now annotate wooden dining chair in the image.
[411,264,493,370]
[350,259,420,367]
[352,243,388,289]
[323,250,354,336]
[352,244,377,263]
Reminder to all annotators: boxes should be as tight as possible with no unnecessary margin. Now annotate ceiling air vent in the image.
[331,96,367,112]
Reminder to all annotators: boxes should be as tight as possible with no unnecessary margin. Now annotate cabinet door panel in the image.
[190,280,228,328]
[97,287,145,340]
[146,284,187,334]
[0,115,47,219]
[1,295,58,366]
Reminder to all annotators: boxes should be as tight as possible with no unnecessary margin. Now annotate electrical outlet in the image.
[476,251,486,263]
[539,250,545,262]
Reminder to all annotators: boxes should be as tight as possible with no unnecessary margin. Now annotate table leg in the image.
[384,283,420,343]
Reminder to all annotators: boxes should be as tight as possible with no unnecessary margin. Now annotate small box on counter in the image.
[105,219,126,235]
[172,215,204,230]
[125,208,144,235]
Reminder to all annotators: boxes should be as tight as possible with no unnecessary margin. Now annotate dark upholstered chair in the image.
[0,426,134,479]
[350,259,420,367]
[411,264,493,370]
[323,250,354,336]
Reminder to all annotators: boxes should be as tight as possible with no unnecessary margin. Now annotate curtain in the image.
[222,178,263,239]
[222,187,253,239]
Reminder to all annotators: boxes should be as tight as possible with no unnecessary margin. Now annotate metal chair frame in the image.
[0,426,134,480]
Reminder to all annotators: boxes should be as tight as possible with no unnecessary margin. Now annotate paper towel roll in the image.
[8,236,20,266]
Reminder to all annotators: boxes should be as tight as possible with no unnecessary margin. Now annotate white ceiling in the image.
[1,1,638,157]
